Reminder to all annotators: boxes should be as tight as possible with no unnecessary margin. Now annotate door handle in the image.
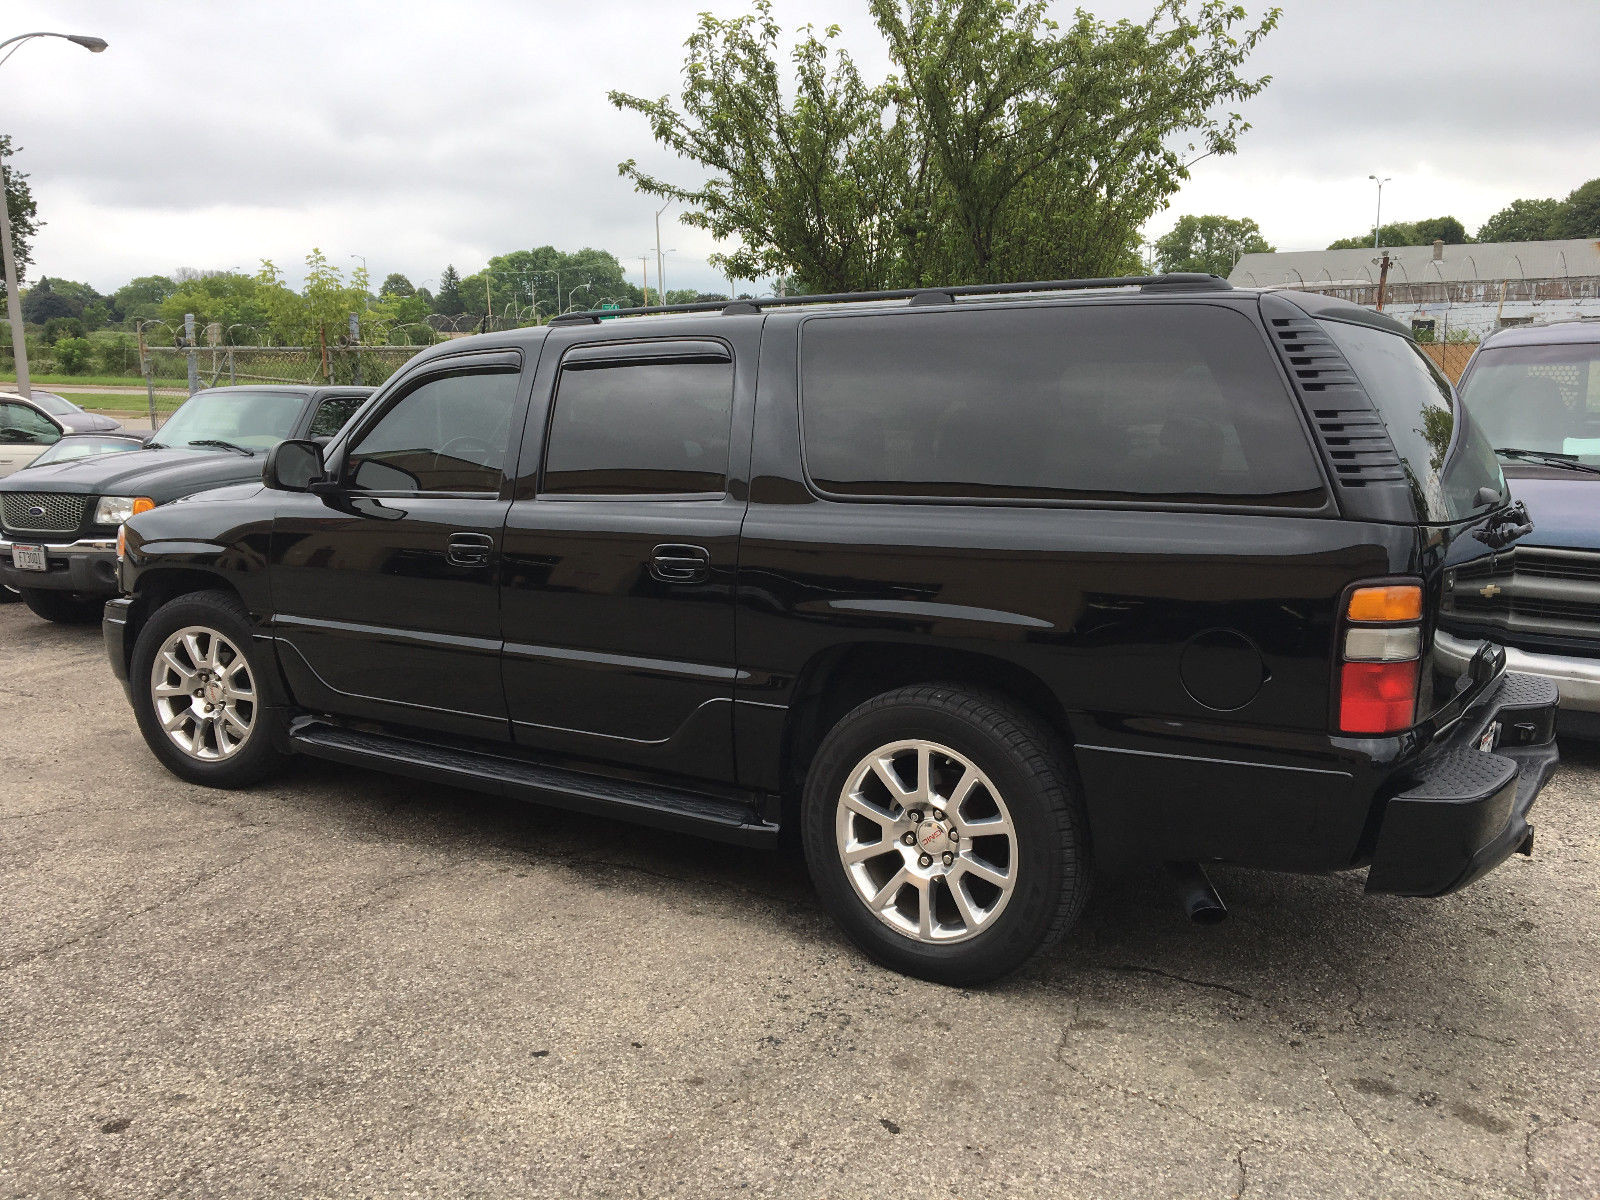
[650,543,711,583]
[447,532,495,567]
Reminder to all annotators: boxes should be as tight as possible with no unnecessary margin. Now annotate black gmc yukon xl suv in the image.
[106,276,1560,983]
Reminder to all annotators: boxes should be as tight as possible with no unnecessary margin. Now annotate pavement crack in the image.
[1093,962,1259,1002]
[1232,1145,1249,1200]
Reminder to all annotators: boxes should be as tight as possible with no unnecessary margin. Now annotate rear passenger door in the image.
[498,327,758,783]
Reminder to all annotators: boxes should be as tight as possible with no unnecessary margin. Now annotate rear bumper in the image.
[0,535,120,597]
[1435,630,1600,715]
[1366,671,1560,897]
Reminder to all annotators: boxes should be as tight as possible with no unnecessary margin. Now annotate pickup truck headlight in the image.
[94,495,156,525]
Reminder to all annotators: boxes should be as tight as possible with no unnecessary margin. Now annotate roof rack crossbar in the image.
[546,273,1230,325]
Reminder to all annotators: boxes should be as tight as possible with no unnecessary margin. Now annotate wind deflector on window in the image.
[1261,292,1413,524]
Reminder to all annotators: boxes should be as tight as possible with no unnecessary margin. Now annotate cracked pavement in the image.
[1,604,1597,1199]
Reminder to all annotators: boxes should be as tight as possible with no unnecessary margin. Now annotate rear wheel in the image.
[129,590,286,787]
[20,588,103,624]
[801,684,1089,985]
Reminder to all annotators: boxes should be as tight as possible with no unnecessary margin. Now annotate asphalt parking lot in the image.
[2,603,1596,1199]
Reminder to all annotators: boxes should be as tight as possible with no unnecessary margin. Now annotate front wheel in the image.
[129,589,286,788]
[801,684,1089,985]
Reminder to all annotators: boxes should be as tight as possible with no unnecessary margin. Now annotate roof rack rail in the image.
[546,273,1230,325]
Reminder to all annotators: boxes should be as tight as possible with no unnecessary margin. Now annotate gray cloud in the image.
[7,0,1599,295]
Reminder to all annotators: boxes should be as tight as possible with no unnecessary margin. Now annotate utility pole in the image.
[1374,252,1392,312]
[641,256,651,305]
[655,200,671,304]
[485,273,493,323]
[0,148,29,398]
[1369,174,1391,250]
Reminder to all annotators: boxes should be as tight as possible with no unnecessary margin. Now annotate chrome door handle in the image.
[650,543,711,583]
[447,532,495,567]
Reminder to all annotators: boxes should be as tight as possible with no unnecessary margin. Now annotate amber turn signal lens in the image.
[1346,584,1422,623]
[131,497,156,516]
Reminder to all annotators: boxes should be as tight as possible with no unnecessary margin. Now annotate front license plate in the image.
[1477,721,1501,753]
[11,545,46,572]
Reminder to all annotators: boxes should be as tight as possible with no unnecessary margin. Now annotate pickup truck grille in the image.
[1,492,88,536]
[1445,547,1600,639]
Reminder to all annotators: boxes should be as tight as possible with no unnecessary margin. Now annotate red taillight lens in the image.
[1338,660,1419,734]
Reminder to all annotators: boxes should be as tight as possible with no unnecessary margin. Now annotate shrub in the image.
[53,337,95,374]
[43,316,85,344]
[95,332,139,374]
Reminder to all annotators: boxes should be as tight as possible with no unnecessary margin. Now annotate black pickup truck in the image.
[1,385,368,622]
[105,277,1559,983]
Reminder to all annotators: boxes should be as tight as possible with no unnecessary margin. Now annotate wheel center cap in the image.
[915,818,952,858]
[203,681,224,706]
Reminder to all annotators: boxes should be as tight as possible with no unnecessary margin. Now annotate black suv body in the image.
[1,385,369,622]
[105,278,1560,982]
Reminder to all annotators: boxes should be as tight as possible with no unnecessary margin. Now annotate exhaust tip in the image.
[1167,862,1228,925]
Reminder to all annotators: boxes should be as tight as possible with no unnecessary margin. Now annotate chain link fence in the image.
[1418,342,1477,384]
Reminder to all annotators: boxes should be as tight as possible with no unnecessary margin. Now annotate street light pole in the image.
[655,201,672,302]
[1369,174,1391,250]
[0,31,108,398]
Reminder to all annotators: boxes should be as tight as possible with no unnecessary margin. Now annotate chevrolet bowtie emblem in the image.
[1479,584,1501,598]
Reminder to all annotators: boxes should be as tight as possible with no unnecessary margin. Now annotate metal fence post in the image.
[137,321,158,430]
[227,346,235,385]
[184,313,199,396]
[349,312,362,386]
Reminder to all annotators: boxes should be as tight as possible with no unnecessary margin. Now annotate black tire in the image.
[129,589,287,788]
[1,583,20,603]
[20,588,103,624]
[801,684,1089,985]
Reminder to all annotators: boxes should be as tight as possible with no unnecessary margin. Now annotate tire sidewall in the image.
[129,592,282,788]
[802,690,1079,985]
[20,589,102,624]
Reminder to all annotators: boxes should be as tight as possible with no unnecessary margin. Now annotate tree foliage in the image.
[458,247,641,320]
[610,0,1279,291]
[1327,216,1471,250]
[1154,214,1271,276]
[1551,178,1600,239]
[1,135,41,292]
[1476,198,1563,243]
[379,272,416,299]
[434,265,465,316]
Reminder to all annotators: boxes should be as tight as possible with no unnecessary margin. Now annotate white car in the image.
[0,393,67,478]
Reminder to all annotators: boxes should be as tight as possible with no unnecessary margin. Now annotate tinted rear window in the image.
[1320,320,1503,522]
[798,303,1324,506]
[1459,342,1600,466]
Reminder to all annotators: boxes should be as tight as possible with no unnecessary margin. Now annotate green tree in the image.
[1,135,42,295]
[53,336,94,374]
[113,274,177,325]
[158,270,279,342]
[1327,222,1420,250]
[22,278,77,323]
[1154,214,1272,276]
[459,247,640,321]
[611,0,1278,291]
[434,264,465,316]
[1477,198,1563,243]
[1412,215,1471,245]
[1551,177,1600,238]
[379,272,416,299]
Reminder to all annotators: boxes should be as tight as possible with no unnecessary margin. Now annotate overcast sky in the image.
[7,0,1600,297]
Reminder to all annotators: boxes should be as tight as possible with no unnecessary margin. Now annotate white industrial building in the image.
[1228,238,1600,341]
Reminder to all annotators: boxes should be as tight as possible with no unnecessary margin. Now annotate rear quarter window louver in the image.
[1264,306,1405,490]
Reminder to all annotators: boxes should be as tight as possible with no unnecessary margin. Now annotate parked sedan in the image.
[0,394,67,478]
[9,390,125,434]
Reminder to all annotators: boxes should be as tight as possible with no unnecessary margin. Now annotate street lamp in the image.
[655,200,672,301]
[0,30,109,399]
[1368,175,1391,250]
[568,283,591,312]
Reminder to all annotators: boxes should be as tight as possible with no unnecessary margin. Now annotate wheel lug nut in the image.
[918,854,933,868]
[948,828,959,842]
[933,809,946,822]
[908,810,922,824]
[902,832,916,846]
[942,852,954,866]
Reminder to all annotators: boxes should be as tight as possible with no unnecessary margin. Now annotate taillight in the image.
[1337,583,1424,734]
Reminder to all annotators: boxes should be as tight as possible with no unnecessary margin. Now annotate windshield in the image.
[32,436,142,466]
[1459,341,1600,468]
[27,392,78,416]
[1320,319,1504,522]
[151,389,305,452]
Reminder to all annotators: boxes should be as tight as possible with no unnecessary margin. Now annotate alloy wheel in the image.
[149,625,257,761]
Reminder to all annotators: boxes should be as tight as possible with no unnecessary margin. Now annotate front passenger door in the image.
[270,354,527,740]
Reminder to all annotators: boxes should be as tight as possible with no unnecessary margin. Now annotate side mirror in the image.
[263,438,326,492]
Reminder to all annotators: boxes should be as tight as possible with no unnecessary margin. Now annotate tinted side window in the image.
[543,357,733,496]
[307,393,366,439]
[346,369,520,494]
[0,403,60,445]
[799,304,1324,506]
